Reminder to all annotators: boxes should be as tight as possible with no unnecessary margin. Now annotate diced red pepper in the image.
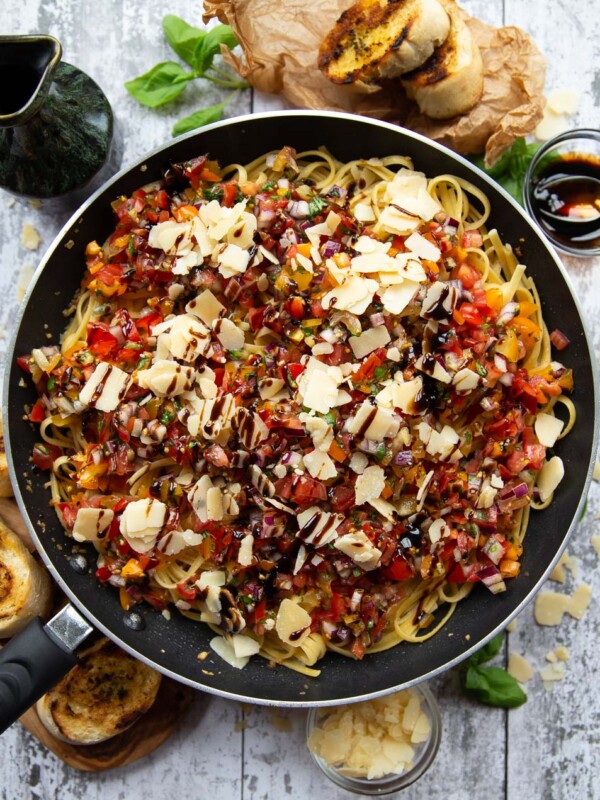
[32,443,62,471]
[380,555,414,581]
[222,182,238,208]
[29,399,46,423]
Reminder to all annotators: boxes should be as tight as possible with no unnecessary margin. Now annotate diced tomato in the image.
[222,182,238,208]
[330,593,346,619]
[57,502,78,528]
[92,262,123,287]
[287,363,305,383]
[253,597,267,624]
[458,302,483,326]
[176,582,197,601]
[550,329,570,350]
[155,189,169,209]
[29,399,46,423]
[32,443,62,471]
[329,484,356,512]
[17,355,31,374]
[505,449,529,474]
[380,555,414,581]
[323,343,346,367]
[461,230,484,249]
[95,566,112,582]
[135,311,163,338]
[87,322,119,357]
[292,475,328,504]
[248,306,267,331]
[455,263,481,289]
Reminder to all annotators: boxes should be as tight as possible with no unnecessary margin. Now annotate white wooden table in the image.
[1,2,599,799]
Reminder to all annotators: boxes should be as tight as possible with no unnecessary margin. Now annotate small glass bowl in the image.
[523,128,600,258]
[306,684,441,796]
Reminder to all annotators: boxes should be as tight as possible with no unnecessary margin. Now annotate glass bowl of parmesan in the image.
[306,684,441,795]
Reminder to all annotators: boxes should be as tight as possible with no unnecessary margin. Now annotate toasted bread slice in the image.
[0,414,13,498]
[0,519,52,637]
[36,638,162,745]
[401,2,483,119]
[318,0,451,84]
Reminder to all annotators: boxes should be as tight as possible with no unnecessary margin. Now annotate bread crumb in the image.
[568,583,592,619]
[7,197,16,208]
[201,669,215,676]
[508,652,534,683]
[197,651,209,661]
[65,239,75,249]
[29,198,42,210]
[593,460,600,481]
[506,619,518,633]
[21,223,41,251]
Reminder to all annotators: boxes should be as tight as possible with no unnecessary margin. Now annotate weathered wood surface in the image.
[1,1,599,798]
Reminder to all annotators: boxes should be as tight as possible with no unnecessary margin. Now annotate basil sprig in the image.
[125,15,247,136]
[461,632,527,708]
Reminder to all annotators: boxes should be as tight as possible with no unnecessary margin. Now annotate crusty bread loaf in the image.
[0,414,14,498]
[0,519,52,637]
[36,638,162,745]
[401,2,484,119]
[318,0,451,84]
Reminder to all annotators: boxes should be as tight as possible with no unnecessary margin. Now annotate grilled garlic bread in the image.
[401,2,483,119]
[0,414,13,498]
[36,638,162,745]
[0,519,52,637]
[318,0,451,84]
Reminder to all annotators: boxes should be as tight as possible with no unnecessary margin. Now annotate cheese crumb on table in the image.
[308,690,431,781]
[534,582,592,626]
[591,535,600,558]
[508,652,534,683]
[21,223,41,251]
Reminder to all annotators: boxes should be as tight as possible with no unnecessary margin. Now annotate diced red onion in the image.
[550,329,570,350]
[369,312,386,327]
[551,361,567,378]
[496,302,519,326]
[499,372,514,386]
[494,354,507,372]
[91,448,103,465]
[257,208,276,228]
[350,589,364,612]
[478,566,506,594]
[277,178,290,189]
[393,450,414,466]
[480,396,496,412]
[322,240,342,258]
[483,535,505,565]
[359,439,381,454]
[289,200,310,219]
[108,575,126,588]
[320,327,340,344]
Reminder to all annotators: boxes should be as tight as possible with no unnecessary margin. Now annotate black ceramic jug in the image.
[0,34,121,210]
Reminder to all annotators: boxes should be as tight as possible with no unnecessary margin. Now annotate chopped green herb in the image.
[308,196,328,218]
[373,366,387,382]
[46,376,55,391]
[474,361,488,377]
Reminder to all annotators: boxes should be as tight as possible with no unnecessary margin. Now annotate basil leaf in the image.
[464,664,527,708]
[194,25,238,73]
[162,15,206,68]
[469,139,542,204]
[468,632,504,667]
[125,62,192,108]
[172,101,227,136]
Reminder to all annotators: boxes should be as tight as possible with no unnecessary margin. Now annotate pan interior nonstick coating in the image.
[6,113,596,705]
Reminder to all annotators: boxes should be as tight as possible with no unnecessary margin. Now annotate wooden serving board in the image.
[0,496,197,771]
[19,678,197,772]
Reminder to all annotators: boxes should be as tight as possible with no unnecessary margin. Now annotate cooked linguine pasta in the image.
[22,146,574,675]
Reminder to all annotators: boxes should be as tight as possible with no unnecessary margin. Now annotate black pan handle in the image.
[0,605,93,734]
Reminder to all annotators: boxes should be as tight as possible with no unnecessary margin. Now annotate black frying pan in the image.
[1,112,597,731]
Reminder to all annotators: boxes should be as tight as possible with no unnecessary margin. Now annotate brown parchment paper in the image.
[203,0,546,166]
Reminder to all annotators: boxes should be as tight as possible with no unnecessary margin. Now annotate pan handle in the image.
[0,605,93,734]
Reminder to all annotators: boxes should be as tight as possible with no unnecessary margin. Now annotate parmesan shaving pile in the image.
[308,690,430,780]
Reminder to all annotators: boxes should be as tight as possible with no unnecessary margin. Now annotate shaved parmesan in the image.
[210,635,250,669]
[404,232,440,262]
[322,276,378,315]
[72,508,114,546]
[349,326,391,359]
[392,377,423,415]
[80,363,132,412]
[218,243,251,278]
[137,360,195,397]
[214,318,245,351]
[355,465,386,505]
[304,449,338,480]
[238,534,254,566]
[381,281,420,315]
[120,498,166,553]
[536,456,564,501]
[534,413,564,447]
[275,598,312,646]
[186,289,225,327]
[299,413,334,452]
[334,531,382,571]
[231,634,261,659]
[547,88,580,115]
